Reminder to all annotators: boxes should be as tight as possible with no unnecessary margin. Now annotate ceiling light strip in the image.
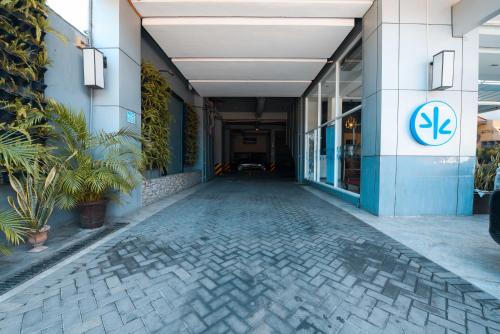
[173,58,327,63]
[135,0,372,4]
[143,17,354,27]
[480,47,500,54]
[190,80,311,83]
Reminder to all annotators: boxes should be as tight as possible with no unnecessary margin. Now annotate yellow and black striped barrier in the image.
[214,163,223,176]
[223,162,231,173]
[269,162,276,173]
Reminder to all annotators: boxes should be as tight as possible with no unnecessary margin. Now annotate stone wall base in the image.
[142,171,202,206]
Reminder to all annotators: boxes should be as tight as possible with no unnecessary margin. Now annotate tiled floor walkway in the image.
[1,177,500,333]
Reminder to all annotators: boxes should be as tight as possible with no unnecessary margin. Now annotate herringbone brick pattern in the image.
[1,178,500,333]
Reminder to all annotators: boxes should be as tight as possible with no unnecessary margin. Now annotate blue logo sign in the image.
[410,101,457,146]
[127,111,136,124]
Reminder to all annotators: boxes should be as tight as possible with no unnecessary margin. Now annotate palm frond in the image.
[0,131,42,173]
[45,101,143,207]
[0,210,28,246]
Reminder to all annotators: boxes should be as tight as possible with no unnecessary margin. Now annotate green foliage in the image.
[475,152,500,191]
[46,100,143,208]
[0,1,69,255]
[141,62,171,174]
[0,0,52,105]
[477,146,500,164]
[184,104,198,166]
[0,210,27,255]
[0,114,48,254]
[7,164,59,234]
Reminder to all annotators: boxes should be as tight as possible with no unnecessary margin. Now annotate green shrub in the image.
[141,62,171,174]
[475,152,500,191]
[184,104,198,166]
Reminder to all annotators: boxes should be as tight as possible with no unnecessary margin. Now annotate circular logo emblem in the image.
[410,101,457,146]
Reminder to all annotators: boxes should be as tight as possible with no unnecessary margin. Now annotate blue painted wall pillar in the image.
[91,0,142,217]
[326,126,335,185]
[360,0,479,216]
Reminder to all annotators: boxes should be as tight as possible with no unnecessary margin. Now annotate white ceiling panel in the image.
[480,52,500,81]
[190,80,311,97]
[132,0,373,18]
[172,58,327,80]
[142,17,354,58]
[134,0,369,97]
[480,26,500,48]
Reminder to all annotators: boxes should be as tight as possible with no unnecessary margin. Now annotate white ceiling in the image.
[133,0,372,97]
[173,59,326,81]
[479,52,500,81]
[143,18,354,58]
[190,80,310,97]
[479,15,500,109]
[132,0,373,18]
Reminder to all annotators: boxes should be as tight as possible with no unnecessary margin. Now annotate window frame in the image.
[303,33,362,197]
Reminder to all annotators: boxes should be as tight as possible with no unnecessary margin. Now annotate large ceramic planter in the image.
[78,200,108,229]
[473,191,492,214]
[28,225,50,253]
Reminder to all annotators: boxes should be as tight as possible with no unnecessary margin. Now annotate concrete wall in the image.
[360,0,479,216]
[142,171,201,206]
[141,31,195,105]
[232,133,269,153]
[214,118,223,164]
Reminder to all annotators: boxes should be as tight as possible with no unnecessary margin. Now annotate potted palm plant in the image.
[7,164,59,252]
[474,152,500,214]
[0,111,49,254]
[47,101,142,228]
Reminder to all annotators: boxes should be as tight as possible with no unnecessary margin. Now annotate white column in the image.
[361,0,479,216]
[91,0,142,216]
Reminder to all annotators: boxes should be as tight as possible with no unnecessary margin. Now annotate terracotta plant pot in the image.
[78,199,108,229]
[28,225,50,253]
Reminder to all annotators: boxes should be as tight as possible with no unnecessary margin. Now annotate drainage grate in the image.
[0,223,128,295]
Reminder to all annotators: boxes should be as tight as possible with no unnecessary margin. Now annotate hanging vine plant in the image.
[141,62,172,174]
[184,104,198,166]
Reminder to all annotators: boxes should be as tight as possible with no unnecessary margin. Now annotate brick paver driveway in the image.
[1,177,500,334]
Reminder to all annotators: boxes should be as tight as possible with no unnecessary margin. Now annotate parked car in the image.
[237,162,266,172]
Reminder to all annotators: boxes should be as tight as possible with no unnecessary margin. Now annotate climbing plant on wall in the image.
[184,104,198,166]
[0,0,51,122]
[141,62,172,174]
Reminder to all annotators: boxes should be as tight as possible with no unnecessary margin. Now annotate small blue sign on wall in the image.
[127,111,136,124]
[410,101,457,146]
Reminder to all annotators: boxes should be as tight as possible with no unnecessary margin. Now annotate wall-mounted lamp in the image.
[430,50,455,90]
[83,48,105,89]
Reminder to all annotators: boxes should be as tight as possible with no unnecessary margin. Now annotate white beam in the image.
[452,0,500,37]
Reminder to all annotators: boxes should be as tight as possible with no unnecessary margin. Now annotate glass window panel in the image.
[338,110,362,193]
[320,66,337,124]
[339,41,362,114]
[306,85,319,131]
[305,131,316,180]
